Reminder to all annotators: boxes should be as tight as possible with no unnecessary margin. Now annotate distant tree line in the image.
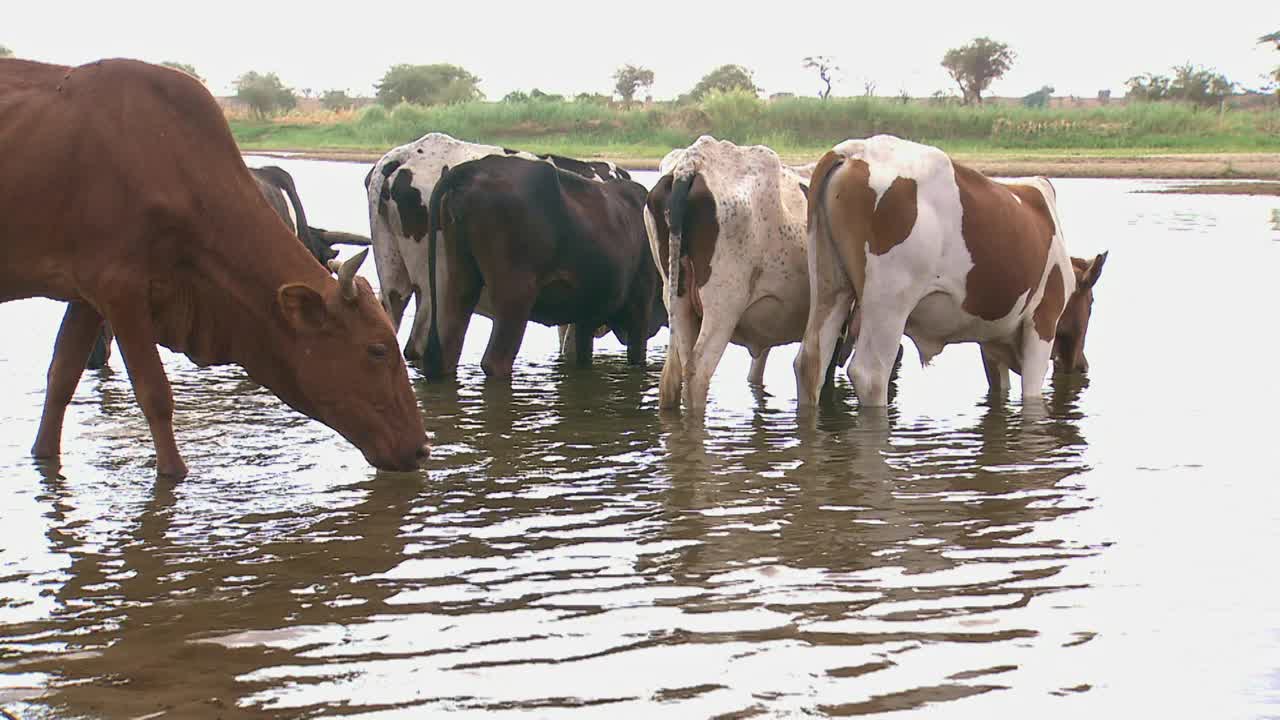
[195,27,1280,118]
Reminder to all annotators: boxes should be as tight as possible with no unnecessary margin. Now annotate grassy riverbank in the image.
[231,94,1280,177]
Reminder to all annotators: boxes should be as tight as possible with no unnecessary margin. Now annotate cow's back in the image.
[1,58,263,302]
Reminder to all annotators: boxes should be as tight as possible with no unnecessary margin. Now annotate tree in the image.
[375,64,482,107]
[529,88,564,102]
[321,89,355,111]
[1022,85,1054,108]
[575,92,610,105]
[1168,64,1234,106]
[686,64,760,101]
[1125,73,1170,101]
[802,56,839,99]
[502,89,530,103]
[941,37,1014,104]
[612,64,654,103]
[0,45,12,58]
[160,61,202,82]
[234,71,297,118]
[1261,31,1280,102]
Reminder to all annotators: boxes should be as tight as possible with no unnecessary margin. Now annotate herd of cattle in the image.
[0,58,1106,477]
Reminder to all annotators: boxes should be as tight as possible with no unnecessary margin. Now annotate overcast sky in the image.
[7,1,1277,101]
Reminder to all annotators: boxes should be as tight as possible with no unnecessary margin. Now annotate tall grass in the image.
[229,93,1280,157]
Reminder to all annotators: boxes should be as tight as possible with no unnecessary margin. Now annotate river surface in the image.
[2,157,1279,719]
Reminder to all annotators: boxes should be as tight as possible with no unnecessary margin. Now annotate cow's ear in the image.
[277,283,329,332]
[1081,251,1108,289]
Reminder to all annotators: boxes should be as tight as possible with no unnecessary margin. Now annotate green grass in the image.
[230,93,1280,162]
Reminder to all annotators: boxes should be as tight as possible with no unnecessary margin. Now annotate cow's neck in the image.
[148,220,328,385]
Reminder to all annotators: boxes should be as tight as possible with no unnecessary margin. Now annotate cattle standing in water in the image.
[365,132,630,365]
[421,154,664,379]
[86,164,375,370]
[795,135,1107,407]
[0,58,428,477]
[644,136,815,416]
[250,165,374,264]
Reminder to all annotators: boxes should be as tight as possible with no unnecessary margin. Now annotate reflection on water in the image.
[3,165,1280,718]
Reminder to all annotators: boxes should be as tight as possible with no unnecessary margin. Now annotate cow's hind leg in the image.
[847,309,909,409]
[684,315,737,418]
[794,287,854,407]
[32,302,106,460]
[660,295,698,411]
[481,276,536,380]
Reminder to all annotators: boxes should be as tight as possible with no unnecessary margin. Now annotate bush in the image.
[701,89,765,142]
[234,71,296,118]
[375,64,482,107]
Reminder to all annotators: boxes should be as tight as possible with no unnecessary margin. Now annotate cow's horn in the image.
[337,248,369,301]
[326,259,342,274]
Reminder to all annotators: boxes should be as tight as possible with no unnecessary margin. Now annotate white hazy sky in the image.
[6,1,1278,101]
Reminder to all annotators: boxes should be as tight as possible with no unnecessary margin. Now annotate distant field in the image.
[230,94,1280,176]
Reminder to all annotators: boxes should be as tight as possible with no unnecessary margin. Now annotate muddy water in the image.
[2,159,1279,719]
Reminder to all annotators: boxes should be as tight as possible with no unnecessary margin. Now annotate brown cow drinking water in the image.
[0,58,428,477]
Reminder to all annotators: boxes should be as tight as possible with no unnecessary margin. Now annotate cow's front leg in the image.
[1017,326,1054,405]
[85,322,114,370]
[108,304,187,479]
[32,302,106,461]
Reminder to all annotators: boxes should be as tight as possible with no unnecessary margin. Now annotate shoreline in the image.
[242,148,1280,193]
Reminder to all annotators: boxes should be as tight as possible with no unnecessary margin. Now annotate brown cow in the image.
[85,164,375,370]
[0,58,428,477]
[796,135,1106,407]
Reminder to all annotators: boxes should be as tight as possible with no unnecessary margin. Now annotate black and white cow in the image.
[365,132,629,365]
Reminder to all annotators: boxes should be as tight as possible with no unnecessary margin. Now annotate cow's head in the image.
[1052,252,1107,373]
[272,249,429,471]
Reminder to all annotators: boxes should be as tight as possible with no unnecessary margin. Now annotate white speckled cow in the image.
[643,136,813,415]
[794,135,1106,408]
[365,132,627,364]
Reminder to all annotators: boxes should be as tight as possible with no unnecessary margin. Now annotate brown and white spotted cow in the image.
[795,135,1106,408]
[365,132,629,366]
[644,136,813,415]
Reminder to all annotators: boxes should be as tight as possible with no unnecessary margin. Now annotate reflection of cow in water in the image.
[85,165,374,369]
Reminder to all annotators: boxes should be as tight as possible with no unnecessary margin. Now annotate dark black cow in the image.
[422,154,665,379]
[85,165,373,369]
[251,165,373,264]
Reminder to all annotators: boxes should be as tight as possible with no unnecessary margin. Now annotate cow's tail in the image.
[423,164,461,378]
[807,150,859,302]
[666,171,696,311]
